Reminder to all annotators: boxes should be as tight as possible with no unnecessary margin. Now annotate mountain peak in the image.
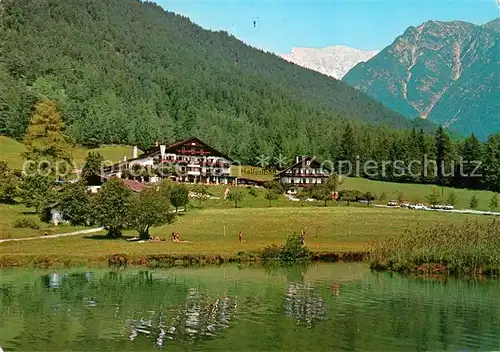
[281,46,378,79]
[343,19,499,140]
[484,18,500,32]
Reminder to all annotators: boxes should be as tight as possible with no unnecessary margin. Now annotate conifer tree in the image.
[23,99,71,164]
[435,125,451,187]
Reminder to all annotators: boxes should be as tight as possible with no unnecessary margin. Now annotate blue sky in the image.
[157,0,499,53]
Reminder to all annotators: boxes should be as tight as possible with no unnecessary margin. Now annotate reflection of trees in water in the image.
[42,271,93,289]
[284,282,325,327]
[125,287,237,348]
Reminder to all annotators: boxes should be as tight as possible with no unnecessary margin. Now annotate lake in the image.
[1,263,499,351]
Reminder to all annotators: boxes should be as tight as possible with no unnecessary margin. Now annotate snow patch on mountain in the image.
[281,45,379,79]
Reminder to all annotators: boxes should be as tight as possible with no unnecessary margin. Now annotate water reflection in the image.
[285,282,325,327]
[124,287,237,348]
[42,271,94,289]
[1,264,499,351]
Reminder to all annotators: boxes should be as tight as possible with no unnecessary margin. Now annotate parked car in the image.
[358,200,369,204]
[410,203,427,210]
[387,200,398,207]
[400,202,410,208]
[430,204,443,210]
[442,204,454,210]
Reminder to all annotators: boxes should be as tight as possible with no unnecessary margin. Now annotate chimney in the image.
[132,146,138,159]
[296,156,300,163]
[160,145,166,160]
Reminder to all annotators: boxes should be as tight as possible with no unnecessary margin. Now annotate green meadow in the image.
[0,136,131,169]
[1,204,495,266]
[1,136,498,266]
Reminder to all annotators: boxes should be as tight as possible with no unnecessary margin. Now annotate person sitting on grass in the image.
[171,232,180,242]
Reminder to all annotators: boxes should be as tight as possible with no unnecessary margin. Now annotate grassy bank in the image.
[1,206,495,267]
[370,220,500,276]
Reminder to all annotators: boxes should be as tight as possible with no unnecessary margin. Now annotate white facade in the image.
[104,138,235,185]
[276,157,329,186]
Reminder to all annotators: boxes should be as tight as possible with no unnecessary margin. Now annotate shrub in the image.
[248,188,259,198]
[261,233,309,262]
[470,194,479,209]
[280,233,309,262]
[13,217,40,229]
[261,244,284,261]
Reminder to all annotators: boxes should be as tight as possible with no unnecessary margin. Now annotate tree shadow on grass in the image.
[83,234,135,240]
[0,199,18,205]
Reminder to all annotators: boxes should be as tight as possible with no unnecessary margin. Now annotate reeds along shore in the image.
[370,219,500,276]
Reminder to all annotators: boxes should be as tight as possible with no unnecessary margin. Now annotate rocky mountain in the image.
[343,19,500,140]
[281,46,378,79]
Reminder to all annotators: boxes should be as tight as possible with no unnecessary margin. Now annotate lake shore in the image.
[0,250,369,268]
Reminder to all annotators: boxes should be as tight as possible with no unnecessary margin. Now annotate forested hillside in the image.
[0,0,435,164]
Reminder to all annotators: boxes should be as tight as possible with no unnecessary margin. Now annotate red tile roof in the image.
[102,175,149,192]
[120,178,150,192]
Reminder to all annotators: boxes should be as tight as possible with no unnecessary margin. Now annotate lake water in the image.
[1,263,499,351]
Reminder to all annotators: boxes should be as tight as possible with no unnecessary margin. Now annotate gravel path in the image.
[0,227,104,243]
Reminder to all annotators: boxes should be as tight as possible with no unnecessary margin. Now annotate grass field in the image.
[0,136,131,169]
[0,203,85,240]
[341,177,497,211]
[1,206,495,266]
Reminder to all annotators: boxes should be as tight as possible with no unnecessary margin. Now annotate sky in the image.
[157,0,499,53]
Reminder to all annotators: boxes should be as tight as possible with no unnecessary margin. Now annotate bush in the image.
[261,233,309,262]
[13,217,40,229]
[280,233,309,262]
[261,244,283,261]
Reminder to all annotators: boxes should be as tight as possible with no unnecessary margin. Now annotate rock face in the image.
[343,19,500,140]
[281,46,378,79]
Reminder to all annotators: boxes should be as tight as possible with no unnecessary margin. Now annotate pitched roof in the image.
[163,137,232,161]
[275,156,330,177]
[120,178,150,192]
[104,137,232,173]
[102,175,150,192]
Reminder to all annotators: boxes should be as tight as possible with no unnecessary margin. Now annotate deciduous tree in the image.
[94,178,132,238]
[170,184,189,212]
[0,161,17,203]
[57,181,93,225]
[227,190,245,208]
[127,184,175,240]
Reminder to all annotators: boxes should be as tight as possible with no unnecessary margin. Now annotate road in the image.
[373,204,500,216]
[0,227,104,243]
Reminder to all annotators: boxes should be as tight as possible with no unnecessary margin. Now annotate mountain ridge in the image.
[281,45,378,79]
[343,19,499,140]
